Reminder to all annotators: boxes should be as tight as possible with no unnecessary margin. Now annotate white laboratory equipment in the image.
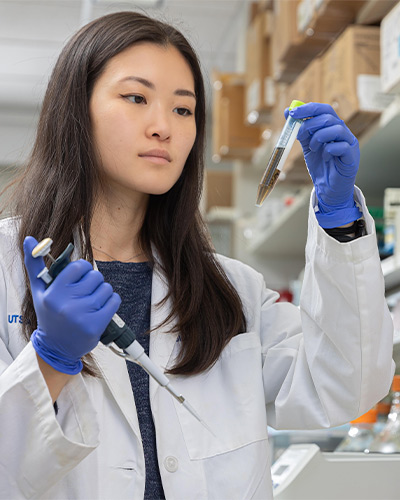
[271,443,400,499]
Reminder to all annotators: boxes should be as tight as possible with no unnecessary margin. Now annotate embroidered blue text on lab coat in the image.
[8,314,23,324]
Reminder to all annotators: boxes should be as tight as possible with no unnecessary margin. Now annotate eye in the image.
[123,94,146,104]
[174,107,193,117]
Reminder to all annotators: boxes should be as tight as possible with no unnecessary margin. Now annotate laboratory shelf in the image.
[247,187,311,258]
[246,98,400,262]
[357,96,400,203]
[382,255,400,293]
[393,330,400,365]
[382,258,400,364]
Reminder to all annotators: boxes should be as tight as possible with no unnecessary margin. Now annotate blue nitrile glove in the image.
[284,102,362,228]
[23,236,121,374]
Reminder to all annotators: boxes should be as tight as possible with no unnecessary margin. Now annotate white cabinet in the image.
[246,186,310,258]
[356,97,400,205]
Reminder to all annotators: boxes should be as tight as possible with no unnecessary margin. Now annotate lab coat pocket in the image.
[172,331,268,460]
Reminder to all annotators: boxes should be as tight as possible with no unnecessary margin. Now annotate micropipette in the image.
[255,100,305,207]
[32,238,215,436]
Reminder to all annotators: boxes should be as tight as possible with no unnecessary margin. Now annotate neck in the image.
[90,189,149,262]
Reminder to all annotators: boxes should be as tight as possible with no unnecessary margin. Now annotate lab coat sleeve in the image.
[262,186,395,430]
[0,256,100,498]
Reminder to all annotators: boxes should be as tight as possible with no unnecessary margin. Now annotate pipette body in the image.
[256,100,305,207]
[104,313,216,436]
[31,238,214,434]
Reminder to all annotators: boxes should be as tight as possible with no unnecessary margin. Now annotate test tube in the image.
[255,100,305,207]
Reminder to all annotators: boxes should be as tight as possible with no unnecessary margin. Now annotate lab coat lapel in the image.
[91,341,141,438]
[149,263,179,403]
[90,259,141,438]
[90,252,177,433]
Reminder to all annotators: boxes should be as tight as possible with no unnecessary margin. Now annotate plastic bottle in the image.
[368,375,400,453]
[335,408,377,452]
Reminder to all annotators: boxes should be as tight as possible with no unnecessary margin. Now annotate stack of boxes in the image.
[210,0,400,254]
[381,1,400,95]
[245,10,274,125]
[320,25,391,136]
[212,71,261,162]
[212,0,400,182]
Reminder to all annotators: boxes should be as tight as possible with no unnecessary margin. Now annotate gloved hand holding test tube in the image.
[26,237,214,436]
[256,100,305,207]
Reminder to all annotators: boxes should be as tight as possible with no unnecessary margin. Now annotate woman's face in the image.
[89,42,197,197]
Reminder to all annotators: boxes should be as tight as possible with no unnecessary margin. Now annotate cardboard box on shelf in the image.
[284,57,323,171]
[271,0,298,82]
[321,25,390,137]
[273,0,368,84]
[248,1,259,26]
[297,0,316,35]
[245,12,274,124]
[271,0,304,83]
[270,82,288,135]
[381,1,400,94]
[271,0,326,83]
[212,71,262,161]
[205,170,233,211]
[273,0,303,63]
[311,0,367,37]
[356,0,398,25]
[258,0,274,12]
[263,8,274,38]
[288,57,322,106]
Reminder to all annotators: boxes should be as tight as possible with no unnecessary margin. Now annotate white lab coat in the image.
[0,187,395,500]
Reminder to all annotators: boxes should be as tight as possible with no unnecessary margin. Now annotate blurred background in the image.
[2,0,400,485]
[1,0,400,309]
[2,0,400,298]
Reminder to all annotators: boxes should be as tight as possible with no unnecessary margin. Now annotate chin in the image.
[148,186,176,196]
[144,178,182,196]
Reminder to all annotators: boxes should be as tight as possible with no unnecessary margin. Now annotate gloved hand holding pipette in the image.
[23,236,121,374]
[285,102,362,228]
[23,235,213,433]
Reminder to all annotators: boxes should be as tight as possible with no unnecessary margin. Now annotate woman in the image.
[0,11,394,500]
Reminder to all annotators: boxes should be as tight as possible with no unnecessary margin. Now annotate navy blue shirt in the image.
[96,260,165,500]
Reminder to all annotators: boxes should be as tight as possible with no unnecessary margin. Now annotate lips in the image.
[138,149,171,162]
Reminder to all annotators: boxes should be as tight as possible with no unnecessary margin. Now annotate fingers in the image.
[290,102,340,120]
[53,259,94,288]
[85,282,115,311]
[23,236,46,293]
[308,123,356,152]
[322,142,360,172]
[69,269,105,296]
[297,111,350,135]
[89,292,121,331]
[284,107,290,120]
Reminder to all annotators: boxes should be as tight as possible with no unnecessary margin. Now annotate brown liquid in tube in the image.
[256,147,285,206]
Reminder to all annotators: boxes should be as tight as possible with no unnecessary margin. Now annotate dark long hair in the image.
[10,11,246,376]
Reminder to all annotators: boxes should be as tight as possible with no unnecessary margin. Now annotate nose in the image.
[145,103,171,141]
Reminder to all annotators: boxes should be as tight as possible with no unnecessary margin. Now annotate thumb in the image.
[23,236,47,293]
[284,107,289,120]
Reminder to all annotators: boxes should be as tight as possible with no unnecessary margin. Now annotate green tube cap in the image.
[289,99,305,110]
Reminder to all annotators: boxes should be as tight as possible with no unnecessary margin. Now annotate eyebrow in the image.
[118,75,196,100]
